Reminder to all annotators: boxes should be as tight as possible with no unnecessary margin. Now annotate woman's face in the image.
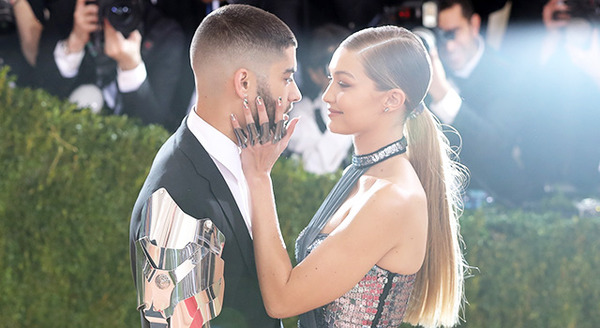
[322,48,387,135]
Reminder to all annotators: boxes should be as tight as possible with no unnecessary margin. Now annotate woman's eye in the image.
[338,81,350,88]
[326,75,349,88]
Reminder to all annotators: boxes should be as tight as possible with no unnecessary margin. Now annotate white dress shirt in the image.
[53,40,147,93]
[187,110,253,237]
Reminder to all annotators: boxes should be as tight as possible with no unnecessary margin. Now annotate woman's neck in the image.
[352,130,405,156]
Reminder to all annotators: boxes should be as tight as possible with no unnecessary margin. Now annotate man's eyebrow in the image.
[283,67,296,74]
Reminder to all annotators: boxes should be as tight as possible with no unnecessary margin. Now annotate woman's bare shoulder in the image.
[353,175,427,226]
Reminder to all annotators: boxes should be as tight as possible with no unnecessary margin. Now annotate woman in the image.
[230,26,467,327]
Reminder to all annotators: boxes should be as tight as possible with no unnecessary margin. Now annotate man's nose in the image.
[290,81,302,103]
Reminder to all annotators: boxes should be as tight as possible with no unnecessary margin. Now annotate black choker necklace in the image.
[351,137,408,168]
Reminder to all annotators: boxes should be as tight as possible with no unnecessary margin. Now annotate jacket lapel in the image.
[176,119,256,274]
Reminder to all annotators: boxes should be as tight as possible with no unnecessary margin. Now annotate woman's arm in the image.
[232,97,427,318]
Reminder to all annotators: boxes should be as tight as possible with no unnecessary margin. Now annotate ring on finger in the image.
[272,119,286,144]
[247,123,260,146]
[259,122,271,144]
[234,127,248,148]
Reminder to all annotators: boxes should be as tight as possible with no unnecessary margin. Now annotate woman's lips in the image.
[328,108,343,116]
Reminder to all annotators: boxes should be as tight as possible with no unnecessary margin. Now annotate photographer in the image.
[37,0,186,131]
[520,0,600,195]
[540,0,600,87]
[424,0,539,205]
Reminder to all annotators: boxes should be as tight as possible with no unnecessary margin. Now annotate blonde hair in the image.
[342,26,467,327]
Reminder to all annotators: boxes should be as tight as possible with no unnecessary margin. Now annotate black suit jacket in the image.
[129,117,281,328]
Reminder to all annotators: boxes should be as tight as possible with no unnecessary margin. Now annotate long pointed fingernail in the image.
[230,114,236,121]
[256,96,262,105]
[243,98,250,110]
[277,97,282,106]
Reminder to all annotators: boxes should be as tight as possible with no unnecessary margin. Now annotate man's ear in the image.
[470,13,481,36]
[383,88,407,112]
[233,68,251,99]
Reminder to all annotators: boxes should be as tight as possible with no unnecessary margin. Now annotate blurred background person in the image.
[424,0,537,205]
[301,0,383,32]
[517,0,600,196]
[286,23,353,175]
[34,0,186,131]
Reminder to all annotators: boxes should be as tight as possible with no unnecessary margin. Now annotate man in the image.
[129,4,301,327]
[36,0,186,131]
[426,0,538,205]
[522,0,600,195]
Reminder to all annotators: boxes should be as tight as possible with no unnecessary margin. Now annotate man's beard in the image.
[256,76,277,126]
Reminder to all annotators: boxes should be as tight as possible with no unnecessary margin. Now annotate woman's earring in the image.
[384,107,390,112]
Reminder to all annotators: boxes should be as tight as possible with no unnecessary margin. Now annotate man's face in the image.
[437,4,481,72]
[253,47,302,124]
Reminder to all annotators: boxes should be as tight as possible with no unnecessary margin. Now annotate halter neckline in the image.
[351,137,408,168]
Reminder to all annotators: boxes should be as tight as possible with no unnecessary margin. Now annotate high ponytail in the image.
[403,107,467,328]
[342,25,468,327]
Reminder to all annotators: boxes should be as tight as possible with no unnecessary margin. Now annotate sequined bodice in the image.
[304,233,416,328]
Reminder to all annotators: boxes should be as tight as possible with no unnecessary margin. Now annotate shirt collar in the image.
[187,109,244,180]
[454,35,485,79]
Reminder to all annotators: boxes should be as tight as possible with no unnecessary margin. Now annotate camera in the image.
[83,0,145,89]
[86,0,144,37]
[375,1,439,52]
[379,1,439,29]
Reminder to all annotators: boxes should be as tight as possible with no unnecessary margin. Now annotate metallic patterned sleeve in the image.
[135,188,226,328]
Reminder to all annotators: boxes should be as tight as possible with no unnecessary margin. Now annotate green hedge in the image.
[0,67,169,327]
[1,67,599,328]
[459,209,600,327]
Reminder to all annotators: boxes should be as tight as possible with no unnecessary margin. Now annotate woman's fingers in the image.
[230,114,248,148]
[232,96,293,148]
[279,117,300,148]
[241,98,260,146]
[256,96,269,124]
[256,96,271,145]
[272,97,286,144]
[275,97,284,121]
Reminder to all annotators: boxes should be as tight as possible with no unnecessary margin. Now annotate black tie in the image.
[314,108,327,133]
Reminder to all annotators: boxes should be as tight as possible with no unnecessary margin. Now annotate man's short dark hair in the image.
[439,0,475,19]
[190,4,297,71]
